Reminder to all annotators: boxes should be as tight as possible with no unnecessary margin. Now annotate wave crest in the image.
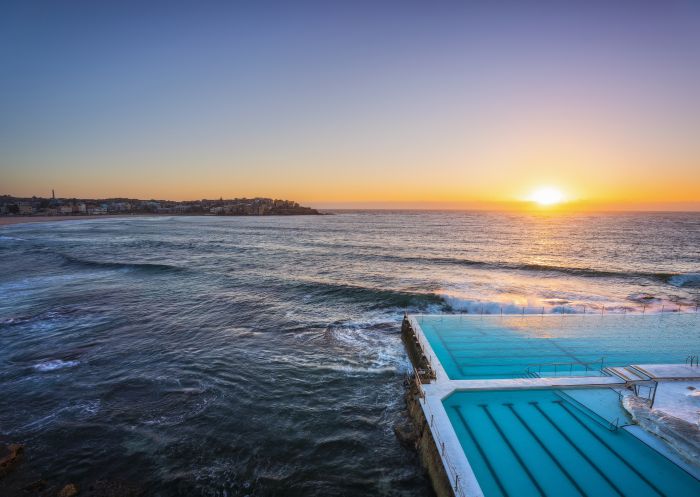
[60,253,182,273]
[668,273,700,288]
[293,280,444,309]
[33,359,80,371]
[374,253,680,283]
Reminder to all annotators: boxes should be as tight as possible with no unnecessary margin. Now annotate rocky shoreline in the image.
[0,444,143,497]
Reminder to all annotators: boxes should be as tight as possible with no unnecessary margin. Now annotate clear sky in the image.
[1,1,699,209]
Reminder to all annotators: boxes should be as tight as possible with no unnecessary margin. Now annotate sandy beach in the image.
[0,215,131,227]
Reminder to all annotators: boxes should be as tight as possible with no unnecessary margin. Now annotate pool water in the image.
[418,314,699,379]
[443,389,700,497]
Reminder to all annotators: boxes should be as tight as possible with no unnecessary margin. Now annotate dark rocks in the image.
[394,420,419,448]
[0,442,142,497]
[18,479,142,497]
[58,483,79,497]
[0,443,25,479]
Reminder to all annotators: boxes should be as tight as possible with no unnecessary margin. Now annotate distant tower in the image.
[52,189,55,199]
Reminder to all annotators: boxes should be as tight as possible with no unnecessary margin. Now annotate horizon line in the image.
[3,193,699,212]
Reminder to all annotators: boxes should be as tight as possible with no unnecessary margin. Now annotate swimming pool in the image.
[417,314,699,379]
[443,388,700,497]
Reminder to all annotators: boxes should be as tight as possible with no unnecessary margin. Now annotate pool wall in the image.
[401,317,459,497]
[402,315,484,497]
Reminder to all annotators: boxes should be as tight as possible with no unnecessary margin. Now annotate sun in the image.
[529,187,564,206]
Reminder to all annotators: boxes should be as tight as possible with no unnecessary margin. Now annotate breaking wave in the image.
[289,278,697,314]
[292,280,445,309]
[373,253,682,283]
[59,253,182,273]
[668,273,700,288]
[33,359,80,371]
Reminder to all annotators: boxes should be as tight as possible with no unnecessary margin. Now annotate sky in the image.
[1,1,699,210]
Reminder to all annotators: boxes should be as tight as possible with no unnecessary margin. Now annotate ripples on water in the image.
[0,211,698,495]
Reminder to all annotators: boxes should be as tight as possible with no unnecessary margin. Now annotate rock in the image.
[623,394,700,468]
[0,443,25,479]
[58,483,79,497]
[394,421,418,448]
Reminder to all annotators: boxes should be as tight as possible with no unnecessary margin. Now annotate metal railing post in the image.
[650,381,658,408]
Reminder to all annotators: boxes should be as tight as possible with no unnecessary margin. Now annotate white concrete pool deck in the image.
[634,363,700,380]
[406,314,700,497]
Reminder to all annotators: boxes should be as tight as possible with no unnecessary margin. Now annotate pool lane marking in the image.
[555,401,667,497]
[479,404,546,497]
[504,403,588,497]
[433,326,469,376]
[451,405,510,497]
[543,338,587,367]
[530,401,625,497]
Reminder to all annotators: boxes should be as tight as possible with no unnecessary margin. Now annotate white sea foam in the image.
[319,316,411,374]
[440,295,552,314]
[77,399,101,416]
[439,293,689,314]
[9,400,99,434]
[33,359,80,371]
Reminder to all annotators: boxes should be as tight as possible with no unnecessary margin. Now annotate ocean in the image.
[0,211,698,496]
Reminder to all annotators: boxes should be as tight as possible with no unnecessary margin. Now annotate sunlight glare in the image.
[529,187,564,206]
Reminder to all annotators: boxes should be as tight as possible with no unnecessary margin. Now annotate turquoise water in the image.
[418,314,699,379]
[444,389,700,497]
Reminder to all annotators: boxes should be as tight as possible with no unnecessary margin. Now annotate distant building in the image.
[18,203,33,215]
[0,194,317,217]
[87,205,107,215]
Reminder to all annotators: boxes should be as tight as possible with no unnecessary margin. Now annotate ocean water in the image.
[0,211,698,496]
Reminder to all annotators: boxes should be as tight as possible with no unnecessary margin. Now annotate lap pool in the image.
[443,388,700,497]
[416,314,699,379]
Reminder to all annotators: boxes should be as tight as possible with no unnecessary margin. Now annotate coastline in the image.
[0,215,144,228]
[0,212,324,228]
